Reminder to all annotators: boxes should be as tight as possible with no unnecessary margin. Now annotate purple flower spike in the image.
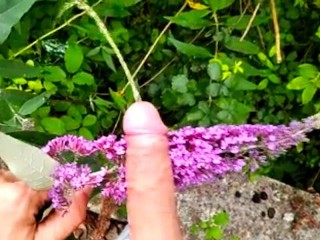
[44,113,320,209]
[49,163,106,211]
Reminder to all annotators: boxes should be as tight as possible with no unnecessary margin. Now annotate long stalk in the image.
[77,0,141,101]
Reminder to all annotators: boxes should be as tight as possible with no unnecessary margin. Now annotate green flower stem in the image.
[77,0,141,101]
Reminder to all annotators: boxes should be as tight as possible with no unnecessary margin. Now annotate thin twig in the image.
[13,0,102,58]
[120,2,187,94]
[141,27,205,88]
[240,2,261,41]
[270,0,282,63]
[212,13,219,58]
[77,0,141,101]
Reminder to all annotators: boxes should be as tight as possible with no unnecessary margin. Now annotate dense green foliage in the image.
[1,0,320,189]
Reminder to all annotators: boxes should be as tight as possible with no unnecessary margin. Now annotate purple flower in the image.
[49,163,106,211]
[44,113,320,209]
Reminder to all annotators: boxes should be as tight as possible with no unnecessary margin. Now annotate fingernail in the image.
[123,101,167,135]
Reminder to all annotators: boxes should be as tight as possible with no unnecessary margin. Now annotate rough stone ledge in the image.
[176,174,320,240]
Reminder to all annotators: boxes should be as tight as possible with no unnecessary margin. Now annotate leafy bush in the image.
[1,0,320,189]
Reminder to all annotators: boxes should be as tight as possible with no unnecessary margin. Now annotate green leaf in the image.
[42,66,66,82]
[109,89,127,111]
[35,106,50,118]
[78,127,94,140]
[165,9,213,30]
[172,75,189,93]
[207,62,222,80]
[102,48,116,72]
[224,36,260,54]
[268,74,281,84]
[72,72,95,85]
[18,92,51,116]
[225,75,257,91]
[206,0,235,12]
[41,117,66,135]
[186,109,204,122]
[206,83,220,97]
[205,226,224,239]
[64,43,84,73]
[177,93,196,106]
[82,114,97,127]
[213,211,230,225]
[0,60,41,78]
[0,0,37,44]
[302,85,317,104]
[257,79,269,90]
[168,37,213,58]
[226,15,266,30]
[287,76,310,90]
[61,115,81,131]
[298,64,319,78]
[0,132,58,189]
[43,81,58,94]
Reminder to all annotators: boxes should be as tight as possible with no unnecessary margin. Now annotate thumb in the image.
[35,187,91,240]
[123,101,182,240]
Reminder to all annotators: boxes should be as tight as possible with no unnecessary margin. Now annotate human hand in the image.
[0,170,91,240]
[123,101,182,240]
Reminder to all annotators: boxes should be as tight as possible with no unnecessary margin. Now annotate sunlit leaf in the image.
[186,0,208,10]
[64,43,84,73]
[18,92,51,116]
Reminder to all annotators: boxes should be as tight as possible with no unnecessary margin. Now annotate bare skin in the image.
[0,101,182,240]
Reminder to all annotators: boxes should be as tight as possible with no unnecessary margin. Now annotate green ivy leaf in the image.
[302,85,317,104]
[0,0,37,44]
[172,75,189,93]
[72,72,95,85]
[18,92,51,116]
[287,76,310,90]
[224,36,260,54]
[206,0,235,12]
[165,9,213,30]
[168,37,213,58]
[64,43,84,73]
[41,117,66,135]
[82,114,97,127]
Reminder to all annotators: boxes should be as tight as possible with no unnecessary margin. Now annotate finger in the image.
[124,101,182,240]
[31,190,49,211]
[0,169,19,183]
[36,186,91,240]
